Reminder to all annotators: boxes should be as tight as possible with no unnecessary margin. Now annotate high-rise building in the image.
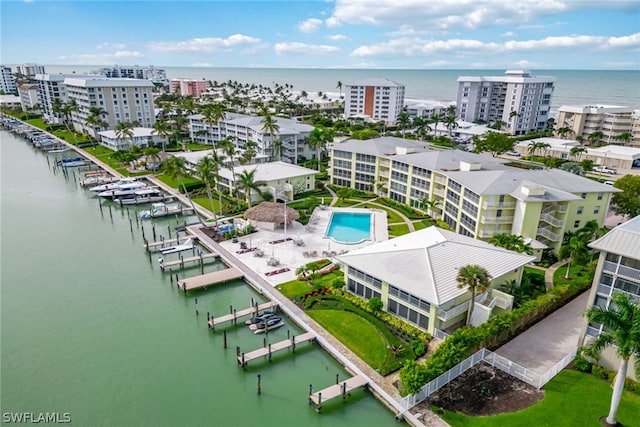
[16,63,46,78]
[92,65,168,85]
[580,215,640,380]
[170,79,208,97]
[343,77,405,125]
[34,73,75,124]
[0,65,18,95]
[456,70,555,135]
[556,105,636,147]
[64,77,156,136]
[18,84,40,112]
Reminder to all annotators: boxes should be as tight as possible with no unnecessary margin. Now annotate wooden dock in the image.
[309,375,369,412]
[237,332,315,368]
[145,235,193,251]
[208,301,278,331]
[177,268,243,292]
[159,252,218,271]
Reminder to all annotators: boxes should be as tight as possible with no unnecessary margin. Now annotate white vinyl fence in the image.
[397,346,578,412]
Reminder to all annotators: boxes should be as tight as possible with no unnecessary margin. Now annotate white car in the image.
[593,166,617,174]
[506,150,521,157]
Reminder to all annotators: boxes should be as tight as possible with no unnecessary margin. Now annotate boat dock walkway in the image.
[177,268,243,293]
[159,252,218,271]
[208,301,278,331]
[237,331,315,368]
[309,375,369,412]
[145,235,193,251]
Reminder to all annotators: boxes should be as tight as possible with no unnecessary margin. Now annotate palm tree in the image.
[143,147,161,165]
[456,265,492,326]
[488,233,533,254]
[202,103,226,144]
[219,138,238,196]
[336,81,343,99]
[308,126,334,170]
[261,113,280,159]
[151,118,171,152]
[444,114,458,138]
[52,98,64,123]
[430,113,442,138]
[509,110,519,134]
[115,121,135,151]
[559,235,589,279]
[556,126,574,139]
[588,130,605,146]
[396,111,410,138]
[614,132,632,145]
[161,156,204,225]
[236,169,260,207]
[85,106,108,138]
[585,292,640,426]
[420,197,440,216]
[570,146,586,161]
[195,156,220,226]
[62,99,80,141]
[412,116,431,140]
[271,139,283,162]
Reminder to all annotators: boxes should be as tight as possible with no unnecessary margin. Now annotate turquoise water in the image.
[325,212,372,244]
[0,131,397,426]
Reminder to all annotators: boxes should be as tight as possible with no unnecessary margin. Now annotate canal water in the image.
[0,130,398,426]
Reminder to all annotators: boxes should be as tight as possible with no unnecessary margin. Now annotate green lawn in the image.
[442,369,640,426]
[276,270,342,300]
[553,263,595,288]
[307,309,387,369]
[389,223,410,236]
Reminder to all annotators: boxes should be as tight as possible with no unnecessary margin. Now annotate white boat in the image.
[89,177,146,193]
[159,238,194,255]
[97,184,150,199]
[58,157,88,167]
[114,189,165,205]
[138,202,187,219]
[251,317,285,334]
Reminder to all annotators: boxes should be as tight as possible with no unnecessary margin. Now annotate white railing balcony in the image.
[481,215,514,224]
[482,200,516,209]
[378,170,389,178]
[433,188,445,197]
[537,227,561,242]
[437,301,470,321]
[618,265,640,281]
[540,213,564,228]
[542,204,568,214]
[586,325,601,337]
[478,229,497,238]
[434,175,447,185]
[378,159,390,167]
[597,283,613,296]
[603,260,617,274]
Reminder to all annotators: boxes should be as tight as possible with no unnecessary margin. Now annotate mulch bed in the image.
[424,363,545,416]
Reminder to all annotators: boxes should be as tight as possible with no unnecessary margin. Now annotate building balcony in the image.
[537,227,561,242]
[539,213,564,228]
[541,203,567,214]
[482,200,516,209]
[481,215,514,224]
[434,175,447,185]
[433,188,445,197]
[437,300,470,321]
[478,229,497,238]
[603,261,640,281]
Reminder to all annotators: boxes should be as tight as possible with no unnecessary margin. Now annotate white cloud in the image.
[329,0,571,30]
[327,34,350,41]
[501,31,517,37]
[274,42,340,55]
[96,42,126,50]
[351,33,640,57]
[148,34,261,53]
[297,18,323,33]
[241,42,269,55]
[55,51,144,65]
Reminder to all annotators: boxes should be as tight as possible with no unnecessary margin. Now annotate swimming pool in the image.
[325,212,372,244]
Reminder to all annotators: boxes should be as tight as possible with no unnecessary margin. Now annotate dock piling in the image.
[268,344,272,362]
[223,330,227,348]
[195,298,199,315]
[152,224,156,240]
[167,225,171,239]
[257,374,261,395]
[341,382,347,401]
[263,337,267,348]
[336,374,339,385]
[233,309,237,325]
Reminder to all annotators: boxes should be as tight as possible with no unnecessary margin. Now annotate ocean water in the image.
[43,65,640,112]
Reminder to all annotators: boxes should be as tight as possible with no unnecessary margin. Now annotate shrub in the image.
[591,365,609,380]
[411,340,427,357]
[368,297,383,312]
[572,354,592,373]
[330,278,345,289]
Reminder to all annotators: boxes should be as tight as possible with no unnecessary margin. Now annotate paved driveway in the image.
[494,291,590,374]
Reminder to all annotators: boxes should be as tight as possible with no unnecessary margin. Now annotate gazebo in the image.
[243,201,300,231]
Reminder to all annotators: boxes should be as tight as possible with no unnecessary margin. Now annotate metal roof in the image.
[589,215,640,259]
[336,227,535,306]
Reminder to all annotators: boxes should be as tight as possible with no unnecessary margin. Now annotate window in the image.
[574,220,580,228]
[581,193,587,199]
[577,206,583,215]
[597,192,603,201]
[593,206,600,214]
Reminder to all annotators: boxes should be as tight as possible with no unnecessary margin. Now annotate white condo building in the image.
[343,77,405,125]
[556,105,638,147]
[456,70,555,135]
[92,65,168,85]
[64,77,156,136]
[1,65,17,95]
[18,84,40,112]
[16,63,46,78]
[188,112,315,164]
[35,73,75,124]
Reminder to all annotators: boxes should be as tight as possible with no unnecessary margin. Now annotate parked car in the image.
[506,150,521,157]
[593,165,617,174]
[604,181,615,186]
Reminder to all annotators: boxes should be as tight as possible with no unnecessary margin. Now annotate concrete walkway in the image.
[494,290,589,374]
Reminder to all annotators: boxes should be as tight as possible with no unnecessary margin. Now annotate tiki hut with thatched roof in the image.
[243,201,300,231]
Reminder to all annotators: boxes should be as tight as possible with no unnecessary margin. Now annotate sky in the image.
[1,0,639,69]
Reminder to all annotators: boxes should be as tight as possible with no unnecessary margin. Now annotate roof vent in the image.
[460,161,481,171]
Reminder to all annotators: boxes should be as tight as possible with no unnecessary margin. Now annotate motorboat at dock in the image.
[138,202,192,219]
[114,188,167,205]
[89,177,147,193]
[159,238,195,255]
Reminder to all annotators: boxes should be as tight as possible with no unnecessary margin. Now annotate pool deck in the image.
[219,206,388,286]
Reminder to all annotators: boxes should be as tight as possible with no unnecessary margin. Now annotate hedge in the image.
[399,270,593,395]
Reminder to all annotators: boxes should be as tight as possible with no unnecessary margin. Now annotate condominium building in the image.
[556,105,637,147]
[16,63,46,78]
[0,65,17,95]
[92,65,168,85]
[188,112,315,164]
[170,79,208,97]
[97,127,168,151]
[580,215,640,380]
[404,99,454,120]
[456,70,555,135]
[18,84,40,112]
[64,77,155,136]
[337,226,534,334]
[34,73,75,124]
[329,137,618,254]
[343,77,405,125]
